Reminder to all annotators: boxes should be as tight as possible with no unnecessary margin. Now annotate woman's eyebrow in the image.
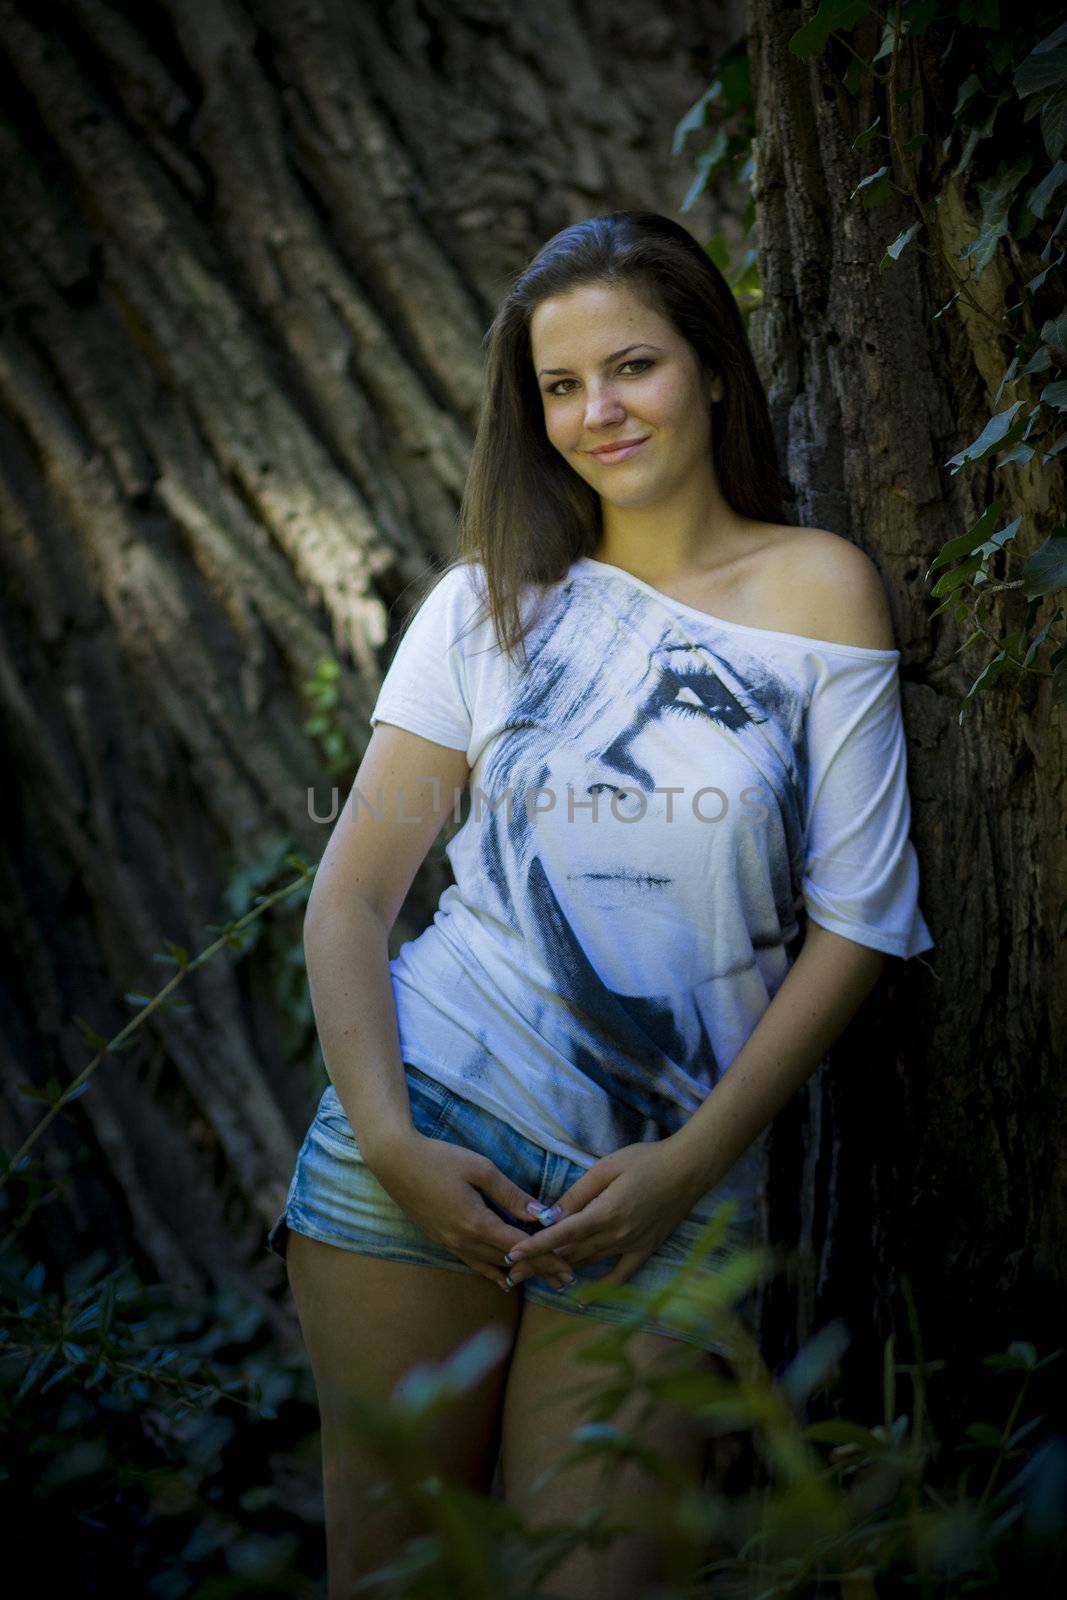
[537,342,665,377]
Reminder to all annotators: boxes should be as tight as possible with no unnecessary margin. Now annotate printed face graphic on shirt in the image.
[460,573,806,1148]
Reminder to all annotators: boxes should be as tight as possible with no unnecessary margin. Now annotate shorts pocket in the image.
[311,1064,453,1155]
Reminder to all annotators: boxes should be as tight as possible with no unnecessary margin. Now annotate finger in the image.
[476,1158,565,1231]
[600,1248,648,1287]
[504,1196,611,1264]
[506,1252,578,1290]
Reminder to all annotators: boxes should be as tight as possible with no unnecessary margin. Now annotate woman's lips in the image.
[588,437,648,464]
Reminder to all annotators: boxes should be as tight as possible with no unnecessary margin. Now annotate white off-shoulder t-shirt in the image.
[365,555,935,1217]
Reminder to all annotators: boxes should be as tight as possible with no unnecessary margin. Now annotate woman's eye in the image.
[544,358,653,398]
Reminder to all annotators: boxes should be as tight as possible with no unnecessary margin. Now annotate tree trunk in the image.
[0,0,745,1328]
[746,0,1066,1437]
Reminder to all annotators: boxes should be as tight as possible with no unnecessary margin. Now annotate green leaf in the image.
[1040,379,1067,410]
[1028,160,1067,220]
[672,84,720,156]
[788,0,872,61]
[15,1082,53,1104]
[960,158,1035,280]
[953,73,984,117]
[1014,47,1067,99]
[779,1321,852,1404]
[945,403,1025,471]
[15,1345,59,1400]
[680,129,730,212]
[157,940,190,968]
[927,508,1004,579]
[958,649,1014,722]
[881,219,922,268]
[1020,524,1067,598]
[72,1015,109,1051]
[1044,88,1067,164]
[850,162,888,196]
[965,1421,1005,1447]
[805,1419,881,1448]
[931,553,982,596]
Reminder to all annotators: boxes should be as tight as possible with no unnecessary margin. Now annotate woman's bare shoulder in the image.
[760,525,898,652]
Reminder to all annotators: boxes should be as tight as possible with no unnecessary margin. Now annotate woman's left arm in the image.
[502,923,888,1284]
[667,919,887,1196]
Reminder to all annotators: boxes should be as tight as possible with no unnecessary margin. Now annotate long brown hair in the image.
[406,210,789,669]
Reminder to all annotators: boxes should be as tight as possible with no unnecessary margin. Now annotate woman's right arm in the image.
[303,719,468,1169]
[303,721,575,1291]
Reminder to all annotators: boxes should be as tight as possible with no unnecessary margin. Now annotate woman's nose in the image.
[584,382,626,427]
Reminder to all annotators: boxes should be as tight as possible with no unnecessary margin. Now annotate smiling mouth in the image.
[588,437,648,462]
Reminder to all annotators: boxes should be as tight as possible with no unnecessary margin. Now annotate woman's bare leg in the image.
[499,1298,722,1599]
[284,1230,522,1598]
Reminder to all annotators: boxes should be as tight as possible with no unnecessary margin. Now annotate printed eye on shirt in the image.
[368,557,934,1204]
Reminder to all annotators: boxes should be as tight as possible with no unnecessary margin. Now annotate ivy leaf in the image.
[788,0,871,60]
[929,502,1005,573]
[881,220,922,268]
[1040,379,1067,410]
[680,129,730,213]
[850,164,890,205]
[959,650,1014,723]
[1014,47,1067,99]
[1042,310,1067,358]
[1028,159,1067,221]
[961,158,1035,280]
[945,404,1025,471]
[672,84,720,156]
[1020,524,1067,599]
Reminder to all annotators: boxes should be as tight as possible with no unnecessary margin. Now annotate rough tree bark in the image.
[746,0,1066,1433]
[0,0,745,1339]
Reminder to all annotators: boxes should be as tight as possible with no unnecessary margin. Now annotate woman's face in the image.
[529,280,723,510]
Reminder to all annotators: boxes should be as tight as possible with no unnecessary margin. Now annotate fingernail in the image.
[498,1279,512,1293]
[505,1273,516,1288]
[504,1250,515,1264]
[527,1202,561,1224]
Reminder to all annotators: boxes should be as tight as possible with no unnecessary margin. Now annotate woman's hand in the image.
[498,1138,707,1288]
[367,1132,576,1293]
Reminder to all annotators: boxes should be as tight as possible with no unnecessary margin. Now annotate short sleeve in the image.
[801,651,934,960]
[369,564,478,752]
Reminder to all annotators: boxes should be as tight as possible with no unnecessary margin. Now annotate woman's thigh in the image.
[499,1298,720,1597]
[285,1230,522,1590]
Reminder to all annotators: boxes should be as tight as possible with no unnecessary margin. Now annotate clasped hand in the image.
[503,1137,706,1288]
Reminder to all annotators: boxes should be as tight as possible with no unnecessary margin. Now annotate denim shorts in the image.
[266,1063,760,1358]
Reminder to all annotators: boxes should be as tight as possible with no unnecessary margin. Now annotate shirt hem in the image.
[370,703,470,751]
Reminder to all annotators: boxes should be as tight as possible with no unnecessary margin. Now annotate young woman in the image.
[267,210,934,1597]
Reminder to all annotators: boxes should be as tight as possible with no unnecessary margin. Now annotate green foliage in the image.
[0,1199,319,1595]
[220,835,318,1069]
[675,4,1067,738]
[303,655,359,778]
[672,39,762,322]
